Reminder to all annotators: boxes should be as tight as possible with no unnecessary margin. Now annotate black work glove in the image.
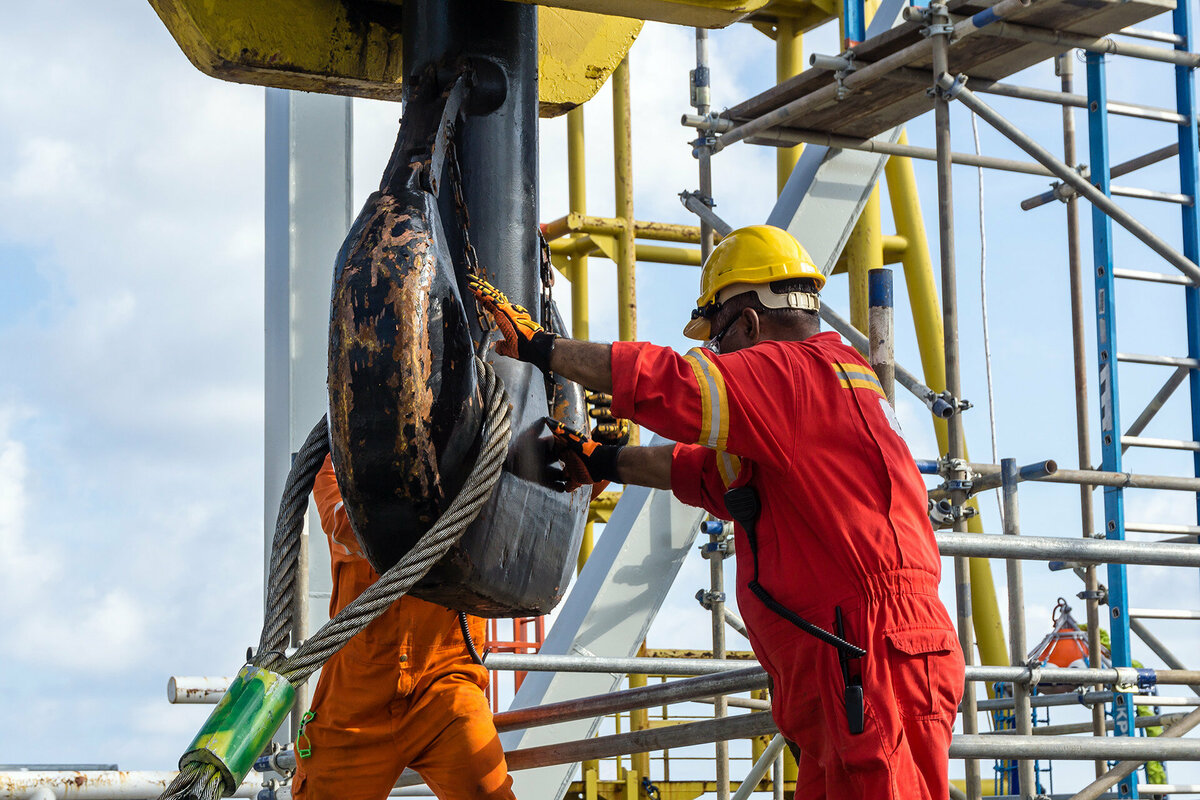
[544,417,622,492]
[587,392,632,446]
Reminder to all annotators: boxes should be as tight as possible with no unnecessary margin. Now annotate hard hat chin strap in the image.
[714,282,821,313]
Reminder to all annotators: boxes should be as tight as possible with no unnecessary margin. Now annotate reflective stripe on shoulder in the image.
[831,361,886,399]
[683,347,729,450]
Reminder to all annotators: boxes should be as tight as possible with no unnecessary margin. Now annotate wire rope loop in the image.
[277,356,510,686]
[162,358,510,800]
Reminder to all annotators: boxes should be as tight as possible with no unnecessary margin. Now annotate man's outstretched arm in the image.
[550,338,614,394]
[466,272,615,390]
[616,444,673,490]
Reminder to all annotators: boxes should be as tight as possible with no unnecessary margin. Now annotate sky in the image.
[3,0,1200,795]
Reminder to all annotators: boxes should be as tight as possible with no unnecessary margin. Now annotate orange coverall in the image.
[292,455,516,800]
[610,333,965,800]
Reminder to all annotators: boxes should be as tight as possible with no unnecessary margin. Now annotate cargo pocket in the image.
[884,628,960,720]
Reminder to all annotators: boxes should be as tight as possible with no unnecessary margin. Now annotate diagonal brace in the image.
[938,73,1200,285]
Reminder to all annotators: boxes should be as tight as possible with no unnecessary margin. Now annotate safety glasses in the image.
[704,314,737,354]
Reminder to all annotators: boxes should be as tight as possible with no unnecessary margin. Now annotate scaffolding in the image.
[534,0,1200,797]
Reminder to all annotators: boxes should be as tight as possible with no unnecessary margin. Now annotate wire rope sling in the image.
[158,60,589,800]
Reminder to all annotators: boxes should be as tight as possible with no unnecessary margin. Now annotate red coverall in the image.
[610,332,964,800]
[292,455,516,800]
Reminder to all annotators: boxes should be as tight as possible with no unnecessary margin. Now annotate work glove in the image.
[544,417,622,492]
[467,274,556,373]
[587,392,632,446]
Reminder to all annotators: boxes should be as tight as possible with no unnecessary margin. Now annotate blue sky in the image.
[3,0,1200,794]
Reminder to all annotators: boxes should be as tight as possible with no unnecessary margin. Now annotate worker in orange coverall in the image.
[291,454,516,800]
[469,224,965,800]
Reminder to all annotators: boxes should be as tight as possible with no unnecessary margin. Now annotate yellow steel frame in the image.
[148,0,642,117]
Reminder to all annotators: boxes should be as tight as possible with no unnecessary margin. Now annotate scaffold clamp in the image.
[1114,667,1141,693]
[696,589,727,609]
[932,73,969,101]
[918,4,957,41]
[937,456,973,480]
[928,498,979,527]
[691,135,717,158]
[931,391,972,416]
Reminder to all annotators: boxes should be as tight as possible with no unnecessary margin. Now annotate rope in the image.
[158,357,511,799]
[972,110,1004,528]
[258,416,331,661]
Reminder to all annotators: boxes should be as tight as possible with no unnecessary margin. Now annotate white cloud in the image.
[13,589,152,673]
[0,410,56,600]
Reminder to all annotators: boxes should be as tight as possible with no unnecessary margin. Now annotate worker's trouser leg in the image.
[404,671,516,799]
[777,590,964,800]
[293,650,515,800]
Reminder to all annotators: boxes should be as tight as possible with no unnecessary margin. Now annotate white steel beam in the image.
[501,449,706,800]
[263,88,353,717]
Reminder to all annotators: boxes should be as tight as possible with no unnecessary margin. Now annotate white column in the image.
[264,88,353,667]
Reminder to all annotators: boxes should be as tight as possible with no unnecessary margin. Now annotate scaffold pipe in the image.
[710,0,1034,153]
[730,735,787,800]
[888,67,1190,124]
[483,653,1200,688]
[988,712,1186,736]
[492,667,768,732]
[504,711,776,771]
[684,115,1054,176]
[975,19,1200,67]
[950,733,1200,761]
[1064,705,1200,800]
[922,459,1057,497]
[942,76,1200,284]
[977,690,1114,712]
[965,461,1200,492]
[936,530,1200,568]
[1021,144,1179,211]
[0,771,264,799]
[1120,26,1187,46]
[167,676,231,704]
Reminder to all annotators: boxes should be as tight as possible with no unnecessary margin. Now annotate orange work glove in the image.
[467,274,557,372]
[544,417,623,492]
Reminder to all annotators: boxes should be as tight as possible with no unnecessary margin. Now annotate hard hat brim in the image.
[682,315,711,341]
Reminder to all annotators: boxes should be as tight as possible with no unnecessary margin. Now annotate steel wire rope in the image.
[158,356,512,800]
[972,111,1004,530]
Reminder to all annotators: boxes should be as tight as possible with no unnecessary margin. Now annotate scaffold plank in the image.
[724,0,1174,140]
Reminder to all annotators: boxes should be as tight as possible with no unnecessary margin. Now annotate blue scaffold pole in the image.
[1086,49,1138,799]
[843,0,866,46]
[1175,0,1200,531]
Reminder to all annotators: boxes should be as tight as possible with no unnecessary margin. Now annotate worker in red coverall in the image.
[469,224,965,800]
[291,454,516,800]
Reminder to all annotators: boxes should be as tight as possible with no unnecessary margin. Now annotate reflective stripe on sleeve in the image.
[717,450,742,488]
[683,347,729,450]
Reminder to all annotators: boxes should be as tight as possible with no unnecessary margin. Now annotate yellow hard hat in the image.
[683,225,825,340]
